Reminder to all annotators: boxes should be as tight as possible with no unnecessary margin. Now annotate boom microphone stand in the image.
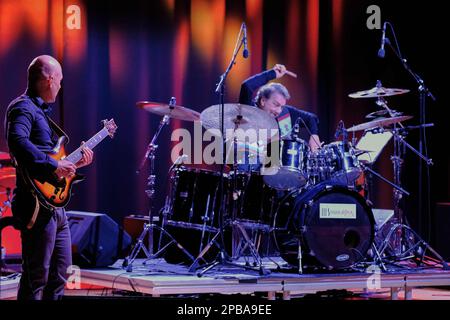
[383,21,436,239]
[193,23,269,277]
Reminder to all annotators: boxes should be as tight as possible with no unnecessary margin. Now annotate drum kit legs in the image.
[123,98,196,272]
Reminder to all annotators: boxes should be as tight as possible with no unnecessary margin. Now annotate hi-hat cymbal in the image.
[347,115,413,132]
[200,103,279,143]
[137,101,201,121]
[349,86,410,99]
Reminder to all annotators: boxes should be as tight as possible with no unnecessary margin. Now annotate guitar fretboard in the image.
[65,127,110,164]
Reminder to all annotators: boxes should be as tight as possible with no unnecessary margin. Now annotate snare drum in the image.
[263,139,309,190]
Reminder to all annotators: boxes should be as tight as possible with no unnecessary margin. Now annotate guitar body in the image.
[32,137,85,208]
[24,118,117,209]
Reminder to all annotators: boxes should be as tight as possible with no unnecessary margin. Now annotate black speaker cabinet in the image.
[67,211,132,267]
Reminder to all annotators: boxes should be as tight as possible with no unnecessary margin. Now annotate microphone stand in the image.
[384,22,436,238]
[193,23,269,277]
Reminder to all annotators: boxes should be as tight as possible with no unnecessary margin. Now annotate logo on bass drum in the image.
[320,203,357,219]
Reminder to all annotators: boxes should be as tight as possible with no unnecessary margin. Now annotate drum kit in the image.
[0,152,19,270]
[123,80,448,274]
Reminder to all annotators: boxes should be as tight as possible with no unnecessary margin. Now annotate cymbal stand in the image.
[384,21,436,238]
[123,97,195,272]
[376,125,448,269]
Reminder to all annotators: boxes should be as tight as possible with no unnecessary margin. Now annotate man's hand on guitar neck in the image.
[75,142,94,169]
[55,160,77,179]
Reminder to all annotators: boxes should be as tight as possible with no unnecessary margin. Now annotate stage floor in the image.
[76,258,450,300]
[2,258,450,300]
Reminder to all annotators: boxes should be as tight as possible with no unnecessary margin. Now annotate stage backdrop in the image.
[0,0,448,254]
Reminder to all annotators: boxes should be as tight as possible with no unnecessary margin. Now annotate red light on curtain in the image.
[164,0,175,13]
[306,0,319,112]
[191,0,225,68]
[171,19,190,147]
[109,28,128,90]
[332,0,344,123]
[0,0,49,56]
[50,0,64,60]
[245,0,263,75]
[285,0,303,106]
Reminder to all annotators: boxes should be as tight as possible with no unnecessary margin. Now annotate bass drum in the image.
[273,183,374,270]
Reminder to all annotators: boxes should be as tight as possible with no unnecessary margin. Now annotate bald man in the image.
[5,55,93,300]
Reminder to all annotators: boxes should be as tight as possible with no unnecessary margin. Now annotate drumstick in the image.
[286,70,297,78]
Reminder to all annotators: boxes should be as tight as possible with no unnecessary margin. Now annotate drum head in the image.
[263,167,307,190]
[274,184,374,270]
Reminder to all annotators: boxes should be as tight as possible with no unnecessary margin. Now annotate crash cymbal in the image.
[137,101,200,121]
[349,86,410,99]
[200,103,279,144]
[347,115,413,132]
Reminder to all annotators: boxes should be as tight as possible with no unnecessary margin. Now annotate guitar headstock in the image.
[102,119,118,138]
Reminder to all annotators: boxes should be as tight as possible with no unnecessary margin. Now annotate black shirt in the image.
[5,90,59,189]
[239,69,319,139]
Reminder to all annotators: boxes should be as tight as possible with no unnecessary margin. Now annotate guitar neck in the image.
[65,127,110,164]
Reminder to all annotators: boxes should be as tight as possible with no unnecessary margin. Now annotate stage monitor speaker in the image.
[435,203,450,261]
[67,211,132,267]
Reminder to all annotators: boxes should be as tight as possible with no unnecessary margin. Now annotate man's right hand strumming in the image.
[55,159,77,179]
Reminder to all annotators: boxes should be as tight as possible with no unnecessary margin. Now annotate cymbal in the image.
[200,103,279,143]
[365,110,405,119]
[347,115,413,132]
[349,86,410,99]
[136,101,200,121]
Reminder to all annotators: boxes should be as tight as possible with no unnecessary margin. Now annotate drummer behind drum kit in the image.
[124,80,448,274]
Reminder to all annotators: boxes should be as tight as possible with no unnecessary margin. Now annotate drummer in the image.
[239,64,322,152]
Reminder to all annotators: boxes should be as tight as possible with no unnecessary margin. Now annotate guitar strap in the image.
[45,115,70,144]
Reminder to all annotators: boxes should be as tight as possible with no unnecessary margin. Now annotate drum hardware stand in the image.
[373,125,448,270]
[123,97,195,272]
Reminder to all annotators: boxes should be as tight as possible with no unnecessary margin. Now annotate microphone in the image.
[242,23,249,59]
[378,22,387,58]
